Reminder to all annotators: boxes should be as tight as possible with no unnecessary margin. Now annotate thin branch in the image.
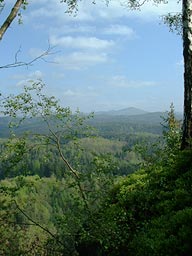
[0,45,57,69]
[0,217,74,237]
[55,136,90,211]
[135,0,148,8]
[14,200,65,248]
[40,114,90,211]
[0,218,37,226]
[121,0,148,9]
[14,45,22,63]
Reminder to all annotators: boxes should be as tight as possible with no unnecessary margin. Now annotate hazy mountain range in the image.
[95,107,182,117]
[95,107,149,116]
[0,107,183,138]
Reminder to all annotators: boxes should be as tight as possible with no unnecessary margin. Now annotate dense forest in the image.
[1,0,192,255]
[0,84,191,255]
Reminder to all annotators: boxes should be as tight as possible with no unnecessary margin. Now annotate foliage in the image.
[0,0,191,254]
[0,83,119,254]
[0,175,83,255]
[132,104,182,169]
[161,103,182,157]
[78,147,192,255]
[0,86,190,256]
[0,157,118,255]
[0,80,93,175]
[0,84,188,256]
[162,12,182,35]
[1,83,148,180]
[74,109,190,256]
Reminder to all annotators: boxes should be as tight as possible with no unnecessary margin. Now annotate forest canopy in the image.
[1,0,192,255]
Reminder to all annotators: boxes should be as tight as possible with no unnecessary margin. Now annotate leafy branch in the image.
[0,81,93,211]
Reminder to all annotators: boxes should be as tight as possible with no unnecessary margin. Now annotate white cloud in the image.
[30,70,43,79]
[103,24,135,37]
[98,0,181,20]
[137,0,182,16]
[16,80,30,87]
[50,24,135,39]
[60,89,98,103]
[28,0,181,25]
[110,75,156,88]
[63,88,98,98]
[15,70,44,87]
[56,87,100,112]
[63,89,79,96]
[50,35,114,50]
[54,51,108,69]
[29,0,94,22]
[50,25,96,35]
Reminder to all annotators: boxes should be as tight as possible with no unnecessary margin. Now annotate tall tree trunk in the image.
[181,0,192,149]
[0,0,24,41]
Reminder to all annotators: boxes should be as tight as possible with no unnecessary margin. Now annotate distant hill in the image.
[95,107,149,116]
[0,109,183,139]
[88,110,183,138]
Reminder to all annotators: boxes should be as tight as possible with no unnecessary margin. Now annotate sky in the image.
[0,0,183,113]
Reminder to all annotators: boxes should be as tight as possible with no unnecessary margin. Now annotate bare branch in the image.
[14,46,22,63]
[0,44,57,69]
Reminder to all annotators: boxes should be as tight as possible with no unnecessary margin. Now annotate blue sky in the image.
[0,0,183,113]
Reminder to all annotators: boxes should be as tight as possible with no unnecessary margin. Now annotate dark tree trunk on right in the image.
[181,0,192,149]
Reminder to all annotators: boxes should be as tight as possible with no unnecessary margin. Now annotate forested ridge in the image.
[1,0,192,255]
[0,86,191,255]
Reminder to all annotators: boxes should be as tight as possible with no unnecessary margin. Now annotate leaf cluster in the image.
[77,149,192,256]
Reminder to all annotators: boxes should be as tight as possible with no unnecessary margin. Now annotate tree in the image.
[119,0,191,149]
[0,0,27,41]
[0,82,118,254]
[181,0,192,149]
[0,0,191,149]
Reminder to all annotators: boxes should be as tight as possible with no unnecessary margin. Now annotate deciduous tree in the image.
[1,0,192,149]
